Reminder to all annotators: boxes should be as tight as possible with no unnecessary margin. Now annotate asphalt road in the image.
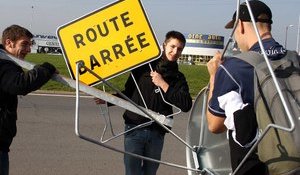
[10,93,191,175]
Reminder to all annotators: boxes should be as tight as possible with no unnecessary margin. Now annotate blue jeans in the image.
[0,151,9,175]
[124,124,165,175]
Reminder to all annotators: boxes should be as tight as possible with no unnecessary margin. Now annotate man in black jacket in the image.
[96,30,192,175]
[0,25,57,175]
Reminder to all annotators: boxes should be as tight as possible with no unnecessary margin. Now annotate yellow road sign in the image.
[57,0,161,86]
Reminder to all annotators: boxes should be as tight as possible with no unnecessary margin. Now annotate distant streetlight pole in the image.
[297,15,300,54]
[284,24,294,48]
[30,5,34,30]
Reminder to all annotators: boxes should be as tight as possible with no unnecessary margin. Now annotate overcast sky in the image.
[1,0,299,50]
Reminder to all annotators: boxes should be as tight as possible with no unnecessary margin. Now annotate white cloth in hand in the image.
[218,91,248,131]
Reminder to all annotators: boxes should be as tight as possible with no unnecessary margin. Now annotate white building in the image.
[32,34,62,54]
[179,33,224,65]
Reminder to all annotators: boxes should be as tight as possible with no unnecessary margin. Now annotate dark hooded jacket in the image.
[121,56,192,132]
[0,45,56,152]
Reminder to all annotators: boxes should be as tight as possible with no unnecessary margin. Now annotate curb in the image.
[32,90,91,96]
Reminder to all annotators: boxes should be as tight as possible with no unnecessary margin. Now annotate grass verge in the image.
[26,53,209,97]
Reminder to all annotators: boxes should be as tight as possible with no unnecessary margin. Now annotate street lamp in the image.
[284,24,294,48]
[297,15,300,54]
[30,5,34,30]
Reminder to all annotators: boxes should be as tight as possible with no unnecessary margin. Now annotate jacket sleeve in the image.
[122,73,135,98]
[0,61,56,95]
[122,67,145,98]
[105,71,136,105]
[164,73,192,112]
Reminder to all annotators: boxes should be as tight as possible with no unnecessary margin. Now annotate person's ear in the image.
[5,39,14,49]
[162,42,166,50]
[239,20,245,34]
